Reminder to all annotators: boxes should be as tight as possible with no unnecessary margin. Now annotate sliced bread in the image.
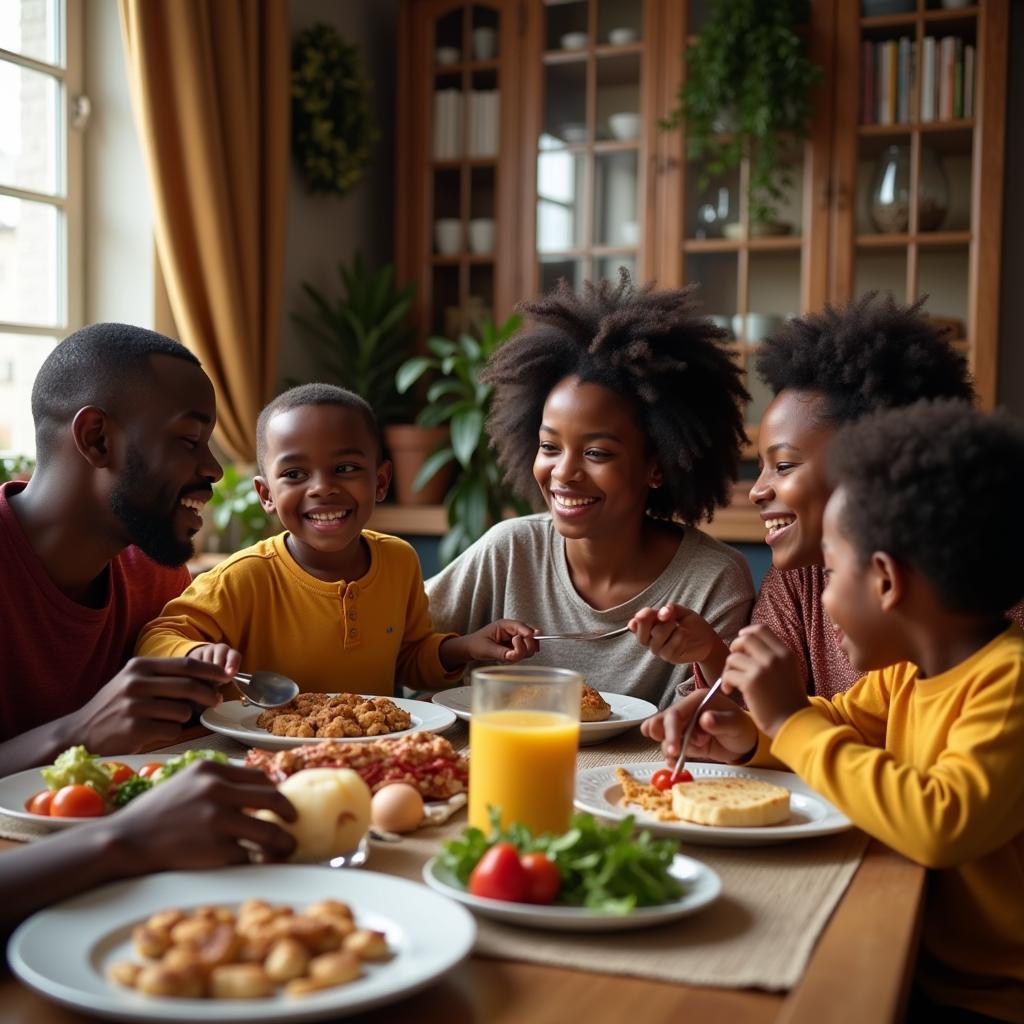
[671,777,791,827]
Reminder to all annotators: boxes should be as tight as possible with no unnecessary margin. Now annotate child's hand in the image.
[628,604,728,675]
[439,621,539,669]
[189,643,242,678]
[642,687,757,765]
[721,625,811,738]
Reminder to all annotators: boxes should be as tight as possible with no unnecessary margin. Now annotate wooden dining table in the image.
[0,726,927,1024]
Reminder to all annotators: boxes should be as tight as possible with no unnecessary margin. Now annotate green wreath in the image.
[291,23,377,196]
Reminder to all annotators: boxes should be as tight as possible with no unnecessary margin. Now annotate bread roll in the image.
[671,778,790,827]
[255,768,371,862]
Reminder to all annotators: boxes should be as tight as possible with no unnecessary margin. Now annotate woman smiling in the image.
[426,274,755,709]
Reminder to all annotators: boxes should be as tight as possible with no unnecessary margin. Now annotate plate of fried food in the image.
[431,684,656,745]
[201,693,457,751]
[8,864,476,1023]
[574,762,852,847]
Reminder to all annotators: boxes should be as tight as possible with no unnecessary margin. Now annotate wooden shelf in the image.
[855,230,970,247]
[684,236,803,253]
[861,7,977,30]
[859,119,973,135]
[431,253,496,265]
[431,158,497,169]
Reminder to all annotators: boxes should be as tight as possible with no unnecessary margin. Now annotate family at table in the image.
[1,279,1022,1023]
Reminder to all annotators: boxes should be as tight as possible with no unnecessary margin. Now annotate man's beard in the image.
[109,446,194,567]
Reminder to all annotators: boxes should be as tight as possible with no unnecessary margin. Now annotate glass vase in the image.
[870,144,949,234]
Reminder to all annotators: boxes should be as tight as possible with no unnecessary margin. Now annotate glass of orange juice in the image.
[468,665,582,835]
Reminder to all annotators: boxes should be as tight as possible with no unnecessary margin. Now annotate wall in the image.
[996,2,1024,418]
[82,0,153,327]
[277,0,400,389]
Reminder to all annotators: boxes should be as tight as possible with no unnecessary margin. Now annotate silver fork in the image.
[671,675,724,777]
[532,625,631,641]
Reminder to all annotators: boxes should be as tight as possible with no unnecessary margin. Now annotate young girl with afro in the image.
[425,272,755,709]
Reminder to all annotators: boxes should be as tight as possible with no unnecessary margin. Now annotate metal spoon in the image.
[232,670,300,709]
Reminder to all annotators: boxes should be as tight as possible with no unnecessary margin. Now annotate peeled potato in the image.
[255,768,371,863]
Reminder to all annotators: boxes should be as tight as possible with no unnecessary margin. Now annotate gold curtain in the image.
[118,0,289,462]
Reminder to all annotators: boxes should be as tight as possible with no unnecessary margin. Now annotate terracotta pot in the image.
[383,424,454,505]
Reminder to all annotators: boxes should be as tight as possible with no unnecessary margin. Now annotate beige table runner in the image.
[0,723,868,990]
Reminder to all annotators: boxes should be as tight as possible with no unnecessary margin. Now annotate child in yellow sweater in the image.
[665,400,1024,1023]
[137,384,538,693]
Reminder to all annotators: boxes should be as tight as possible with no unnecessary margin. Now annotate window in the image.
[0,0,82,456]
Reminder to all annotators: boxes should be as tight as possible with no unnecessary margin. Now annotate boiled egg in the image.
[371,783,424,833]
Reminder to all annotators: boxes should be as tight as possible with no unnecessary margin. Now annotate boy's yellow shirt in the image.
[752,625,1024,1022]
[136,531,461,695]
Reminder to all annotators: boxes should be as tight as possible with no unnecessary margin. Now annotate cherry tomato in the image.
[50,784,106,818]
[651,768,694,791]
[25,790,55,815]
[103,762,135,785]
[468,843,529,902]
[520,852,561,905]
[137,762,165,780]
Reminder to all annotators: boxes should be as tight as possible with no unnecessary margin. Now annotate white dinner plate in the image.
[8,864,476,1023]
[421,853,720,931]
[0,753,234,832]
[200,696,457,751]
[431,687,657,746]
[575,762,853,847]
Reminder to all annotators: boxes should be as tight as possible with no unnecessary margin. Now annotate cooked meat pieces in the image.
[256,693,412,739]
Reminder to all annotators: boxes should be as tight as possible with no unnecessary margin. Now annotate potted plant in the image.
[662,0,821,229]
[0,455,34,483]
[206,464,273,554]
[396,314,529,565]
[291,254,451,505]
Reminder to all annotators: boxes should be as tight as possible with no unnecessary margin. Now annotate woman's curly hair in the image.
[481,272,749,525]
[755,292,973,423]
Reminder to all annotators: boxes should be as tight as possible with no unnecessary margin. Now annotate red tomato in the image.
[137,762,165,780]
[468,843,529,902]
[103,762,135,785]
[651,768,694,791]
[25,790,55,815]
[50,784,106,818]
[520,852,561,905]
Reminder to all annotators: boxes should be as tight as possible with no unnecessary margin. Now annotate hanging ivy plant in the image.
[291,23,377,196]
[662,0,820,226]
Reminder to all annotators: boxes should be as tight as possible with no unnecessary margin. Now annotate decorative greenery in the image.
[291,23,377,196]
[396,314,529,565]
[208,465,272,552]
[0,454,34,483]
[663,0,820,225]
[291,253,415,424]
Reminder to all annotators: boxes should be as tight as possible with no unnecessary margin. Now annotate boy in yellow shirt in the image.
[667,400,1024,1023]
[137,384,538,693]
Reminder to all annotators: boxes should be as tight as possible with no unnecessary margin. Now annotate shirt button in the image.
[348,611,358,621]
[349,628,359,638]
[348,584,360,599]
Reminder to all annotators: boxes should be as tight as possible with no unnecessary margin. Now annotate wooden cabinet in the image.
[396,0,1008,423]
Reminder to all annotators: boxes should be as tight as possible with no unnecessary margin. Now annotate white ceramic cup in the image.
[608,112,641,141]
[608,27,638,45]
[560,32,588,50]
[472,27,497,60]
[435,46,460,65]
[468,218,495,254]
[732,313,784,342]
[434,219,463,255]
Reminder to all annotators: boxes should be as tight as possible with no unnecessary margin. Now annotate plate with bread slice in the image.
[575,762,852,846]
[431,685,657,745]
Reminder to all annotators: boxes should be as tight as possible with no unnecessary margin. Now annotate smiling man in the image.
[0,323,234,774]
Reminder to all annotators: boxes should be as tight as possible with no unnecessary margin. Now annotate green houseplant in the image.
[396,314,528,565]
[291,253,415,425]
[663,0,820,227]
[207,464,273,553]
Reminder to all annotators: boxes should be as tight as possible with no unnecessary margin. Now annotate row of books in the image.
[432,90,500,159]
[861,36,975,126]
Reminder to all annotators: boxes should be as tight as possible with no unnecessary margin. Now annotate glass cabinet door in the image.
[525,0,654,295]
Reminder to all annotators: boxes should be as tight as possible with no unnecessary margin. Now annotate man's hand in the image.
[628,604,728,678]
[103,760,297,875]
[642,686,758,765]
[64,656,234,754]
[440,621,539,669]
[721,625,811,738]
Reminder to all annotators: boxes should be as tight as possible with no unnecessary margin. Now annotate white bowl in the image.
[608,27,638,45]
[435,46,460,65]
[472,27,497,60]
[560,122,588,144]
[434,218,462,255]
[560,32,588,50]
[468,218,495,253]
[732,313,784,342]
[608,112,641,141]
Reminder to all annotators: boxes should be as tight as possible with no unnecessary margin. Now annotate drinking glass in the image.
[469,666,582,835]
